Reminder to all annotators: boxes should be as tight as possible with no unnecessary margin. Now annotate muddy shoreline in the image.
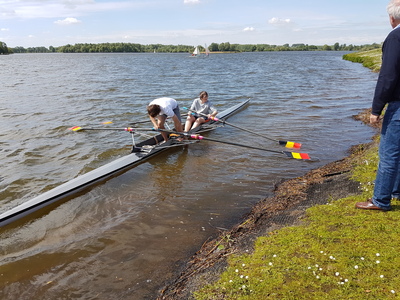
[156,110,378,300]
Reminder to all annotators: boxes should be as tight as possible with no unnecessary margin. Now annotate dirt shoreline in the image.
[157,110,378,300]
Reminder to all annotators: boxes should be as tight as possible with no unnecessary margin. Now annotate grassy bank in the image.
[342,49,382,72]
[192,51,400,299]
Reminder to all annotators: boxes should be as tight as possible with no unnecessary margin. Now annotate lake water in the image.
[0,52,377,299]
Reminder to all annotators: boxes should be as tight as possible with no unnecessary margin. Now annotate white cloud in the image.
[54,17,82,25]
[243,27,255,32]
[184,0,201,4]
[0,1,151,20]
[1,28,10,31]
[268,17,292,26]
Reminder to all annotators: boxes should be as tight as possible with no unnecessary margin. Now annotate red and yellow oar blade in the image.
[69,126,82,131]
[101,121,113,125]
[283,151,310,160]
[279,140,302,149]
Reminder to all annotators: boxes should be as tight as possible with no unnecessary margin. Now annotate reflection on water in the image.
[0,52,377,299]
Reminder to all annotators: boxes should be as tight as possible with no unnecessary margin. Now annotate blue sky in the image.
[0,0,393,48]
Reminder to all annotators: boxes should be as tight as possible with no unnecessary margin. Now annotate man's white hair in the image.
[388,0,400,19]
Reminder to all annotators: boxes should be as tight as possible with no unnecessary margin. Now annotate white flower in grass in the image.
[376,253,380,257]
[240,275,244,279]
[380,275,384,278]
[361,257,365,261]
[376,260,380,264]
[391,290,396,294]
[315,264,319,267]
[320,251,324,254]
[319,268,323,271]
[235,269,239,273]
[242,263,246,267]
[229,280,233,283]
[273,254,277,258]
[345,279,349,282]
[245,276,249,279]
[242,285,246,289]
[354,265,359,269]
[316,275,320,279]
[269,262,273,266]
[335,272,340,276]
[308,266,312,270]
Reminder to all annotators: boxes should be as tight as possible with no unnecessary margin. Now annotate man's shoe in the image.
[355,199,385,210]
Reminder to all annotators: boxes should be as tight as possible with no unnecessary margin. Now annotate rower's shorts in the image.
[161,105,182,122]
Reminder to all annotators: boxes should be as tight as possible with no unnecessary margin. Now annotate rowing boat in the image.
[0,99,250,227]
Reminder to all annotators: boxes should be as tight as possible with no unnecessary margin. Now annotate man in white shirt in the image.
[147,97,183,142]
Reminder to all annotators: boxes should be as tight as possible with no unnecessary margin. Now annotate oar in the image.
[159,129,310,160]
[188,133,310,160]
[183,107,301,149]
[69,126,147,132]
[69,126,310,160]
[98,113,189,127]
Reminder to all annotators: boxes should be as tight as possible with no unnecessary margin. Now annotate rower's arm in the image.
[149,116,158,129]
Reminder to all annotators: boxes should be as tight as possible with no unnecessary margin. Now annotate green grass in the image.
[343,49,382,72]
[194,51,400,300]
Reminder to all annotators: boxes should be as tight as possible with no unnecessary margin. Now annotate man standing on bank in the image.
[147,97,183,142]
[356,0,400,211]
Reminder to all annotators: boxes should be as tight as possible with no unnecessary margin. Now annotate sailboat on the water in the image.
[190,44,210,57]
[191,46,200,57]
[205,44,210,57]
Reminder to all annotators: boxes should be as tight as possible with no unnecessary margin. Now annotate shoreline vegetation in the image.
[158,49,400,299]
[1,41,381,54]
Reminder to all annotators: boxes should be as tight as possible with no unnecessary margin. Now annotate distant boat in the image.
[205,44,210,56]
[190,46,200,57]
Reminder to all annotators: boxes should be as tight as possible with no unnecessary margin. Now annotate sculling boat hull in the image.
[0,99,249,227]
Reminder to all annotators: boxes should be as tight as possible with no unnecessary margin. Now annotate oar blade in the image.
[283,151,310,160]
[69,126,82,131]
[101,121,113,124]
[279,140,302,149]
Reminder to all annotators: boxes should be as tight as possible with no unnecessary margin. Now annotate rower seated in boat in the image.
[147,97,184,142]
[184,91,217,132]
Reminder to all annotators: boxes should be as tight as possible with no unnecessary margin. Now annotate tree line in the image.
[0,42,10,54]
[3,41,382,54]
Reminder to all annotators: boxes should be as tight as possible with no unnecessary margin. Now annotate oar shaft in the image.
[69,126,151,132]
[185,108,277,142]
[219,121,277,142]
[188,134,283,154]
[187,134,310,160]
[129,113,188,125]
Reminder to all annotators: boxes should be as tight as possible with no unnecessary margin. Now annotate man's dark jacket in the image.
[372,26,400,116]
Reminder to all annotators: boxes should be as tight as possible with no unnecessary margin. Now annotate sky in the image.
[0,0,394,48]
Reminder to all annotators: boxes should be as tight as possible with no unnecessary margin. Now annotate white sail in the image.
[205,44,210,56]
[193,46,200,56]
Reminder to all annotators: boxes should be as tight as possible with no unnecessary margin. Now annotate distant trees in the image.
[55,43,194,53]
[11,46,49,53]
[8,41,382,54]
[0,41,10,54]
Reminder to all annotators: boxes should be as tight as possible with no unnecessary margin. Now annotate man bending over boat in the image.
[147,97,184,142]
[184,91,217,132]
